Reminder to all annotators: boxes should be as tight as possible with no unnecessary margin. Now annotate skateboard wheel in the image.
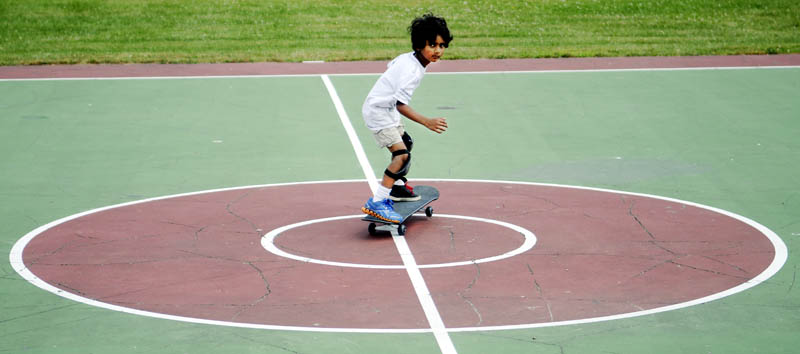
[368,223,377,235]
[398,224,407,235]
[425,206,434,217]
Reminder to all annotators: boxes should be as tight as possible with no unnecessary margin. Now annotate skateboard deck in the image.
[363,185,439,235]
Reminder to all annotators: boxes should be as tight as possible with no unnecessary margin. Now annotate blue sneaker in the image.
[362,198,402,224]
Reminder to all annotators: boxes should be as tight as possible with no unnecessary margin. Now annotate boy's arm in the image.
[396,102,448,134]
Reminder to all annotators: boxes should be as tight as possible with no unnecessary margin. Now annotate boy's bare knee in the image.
[393,153,409,164]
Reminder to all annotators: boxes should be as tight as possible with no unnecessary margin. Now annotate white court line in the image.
[5,67,790,339]
[261,213,536,269]
[320,75,378,194]
[8,178,788,334]
[320,75,457,354]
[392,233,457,354]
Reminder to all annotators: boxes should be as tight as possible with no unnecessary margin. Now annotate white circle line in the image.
[8,178,788,333]
[260,214,537,269]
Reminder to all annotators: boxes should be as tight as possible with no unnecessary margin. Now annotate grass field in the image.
[1,0,799,65]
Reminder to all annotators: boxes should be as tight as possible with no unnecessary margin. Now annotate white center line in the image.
[320,74,379,194]
[321,74,457,354]
[391,232,458,354]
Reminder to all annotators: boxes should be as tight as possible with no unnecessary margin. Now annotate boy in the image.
[361,13,453,223]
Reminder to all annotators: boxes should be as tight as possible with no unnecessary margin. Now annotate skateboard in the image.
[363,185,439,235]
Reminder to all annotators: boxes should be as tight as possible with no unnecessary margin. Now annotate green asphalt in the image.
[1,67,798,353]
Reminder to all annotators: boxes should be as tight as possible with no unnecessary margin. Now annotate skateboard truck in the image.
[363,185,439,236]
[368,205,434,235]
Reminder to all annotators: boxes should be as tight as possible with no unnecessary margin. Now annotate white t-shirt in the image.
[362,52,427,132]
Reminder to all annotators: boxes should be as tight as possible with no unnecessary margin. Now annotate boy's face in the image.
[418,35,446,65]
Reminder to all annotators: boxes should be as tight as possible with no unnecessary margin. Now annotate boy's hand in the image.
[426,117,448,134]
[396,103,447,133]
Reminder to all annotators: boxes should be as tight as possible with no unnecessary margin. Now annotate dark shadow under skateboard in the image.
[362,185,439,235]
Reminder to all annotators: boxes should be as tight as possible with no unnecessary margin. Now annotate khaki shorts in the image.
[372,124,406,148]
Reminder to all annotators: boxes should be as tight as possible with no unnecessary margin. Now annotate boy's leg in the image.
[382,142,409,188]
[362,128,407,223]
[384,142,421,202]
[371,125,413,194]
[363,163,402,222]
[385,131,413,186]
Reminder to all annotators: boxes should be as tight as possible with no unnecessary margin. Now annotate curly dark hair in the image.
[408,13,453,52]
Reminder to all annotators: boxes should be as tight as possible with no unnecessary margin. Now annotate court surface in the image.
[2,55,799,353]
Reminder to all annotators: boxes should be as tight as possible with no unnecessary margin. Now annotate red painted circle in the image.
[21,181,776,330]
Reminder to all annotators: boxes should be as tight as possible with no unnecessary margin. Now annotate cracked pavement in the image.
[14,181,777,330]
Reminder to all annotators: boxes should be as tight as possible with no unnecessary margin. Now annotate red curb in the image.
[2,55,798,79]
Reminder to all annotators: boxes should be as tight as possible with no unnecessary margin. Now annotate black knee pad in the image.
[402,132,413,152]
[384,149,411,180]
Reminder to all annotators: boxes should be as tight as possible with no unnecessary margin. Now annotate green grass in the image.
[0,0,799,65]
